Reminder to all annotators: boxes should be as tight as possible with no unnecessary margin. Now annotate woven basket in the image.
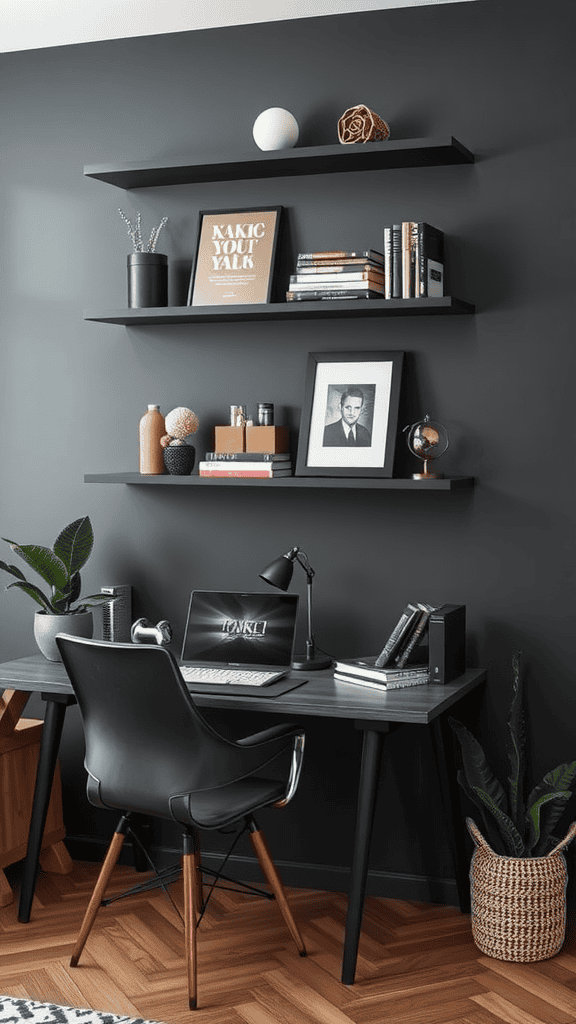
[468,817,576,962]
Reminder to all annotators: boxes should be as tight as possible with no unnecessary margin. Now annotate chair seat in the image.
[170,776,287,829]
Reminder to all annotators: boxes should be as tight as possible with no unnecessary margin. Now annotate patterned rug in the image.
[0,998,161,1024]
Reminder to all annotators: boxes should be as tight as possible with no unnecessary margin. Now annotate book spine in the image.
[333,661,431,681]
[297,250,384,261]
[204,452,290,462]
[401,221,418,299]
[295,262,383,274]
[383,226,392,300]
[334,671,429,690]
[199,460,291,472]
[394,607,432,667]
[288,278,383,291]
[286,290,383,301]
[375,603,420,667]
[290,271,384,285]
[391,224,402,298]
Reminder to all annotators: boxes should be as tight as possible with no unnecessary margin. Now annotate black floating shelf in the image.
[84,137,474,190]
[84,473,474,491]
[84,296,475,326]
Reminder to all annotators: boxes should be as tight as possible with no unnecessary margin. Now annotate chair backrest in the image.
[55,634,271,821]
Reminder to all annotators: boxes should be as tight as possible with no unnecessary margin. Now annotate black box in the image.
[428,604,466,684]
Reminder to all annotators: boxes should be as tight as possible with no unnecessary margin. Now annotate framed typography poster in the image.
[187,206,282,306]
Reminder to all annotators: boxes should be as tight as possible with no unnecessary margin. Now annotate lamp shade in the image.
[259,551,295,591]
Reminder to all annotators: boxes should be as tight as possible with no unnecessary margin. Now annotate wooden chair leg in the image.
[249,823,306,956]
[70,822,128,967]
[182,831,201,1010]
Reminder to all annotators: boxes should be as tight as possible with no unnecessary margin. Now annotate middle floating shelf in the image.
[84,296,475,326]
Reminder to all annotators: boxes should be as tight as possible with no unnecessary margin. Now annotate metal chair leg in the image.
[248,819,306,956]
[182,830,201,1010]
[70,815,130,967]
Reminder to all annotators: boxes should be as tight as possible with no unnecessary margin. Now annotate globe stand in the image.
[412,459,444,480]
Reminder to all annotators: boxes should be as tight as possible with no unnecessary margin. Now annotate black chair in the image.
[55,634,306,1010]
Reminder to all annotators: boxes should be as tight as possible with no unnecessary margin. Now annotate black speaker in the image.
[428,604,466,684]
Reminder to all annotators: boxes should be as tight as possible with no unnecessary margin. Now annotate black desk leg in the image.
[429,715,471,914]
[341,726,385,985]
[18,696,69,923]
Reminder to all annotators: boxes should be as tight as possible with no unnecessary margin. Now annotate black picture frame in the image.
[295,350,404,477]
[187,206,282,306]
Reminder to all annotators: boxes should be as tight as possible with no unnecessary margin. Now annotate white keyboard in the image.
[180,665,283,686]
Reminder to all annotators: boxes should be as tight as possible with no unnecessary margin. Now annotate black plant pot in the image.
[127,252,168,308]
[163,444,196,475]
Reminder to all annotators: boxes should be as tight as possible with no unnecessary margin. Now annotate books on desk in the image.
[334,657,429,690]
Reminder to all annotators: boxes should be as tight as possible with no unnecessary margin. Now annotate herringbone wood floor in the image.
[2,859,576,1023]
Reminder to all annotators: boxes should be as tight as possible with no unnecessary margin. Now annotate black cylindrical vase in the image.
[127,252,168,308]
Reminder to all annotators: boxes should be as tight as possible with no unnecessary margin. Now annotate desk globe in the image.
[406,415,449,478]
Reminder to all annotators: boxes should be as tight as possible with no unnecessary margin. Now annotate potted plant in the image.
[0,516,112,661]
[449,653,576,962]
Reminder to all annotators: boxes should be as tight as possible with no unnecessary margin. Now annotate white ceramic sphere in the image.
[253,108,299,151]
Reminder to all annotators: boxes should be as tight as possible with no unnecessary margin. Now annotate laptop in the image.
[180,590,299,686]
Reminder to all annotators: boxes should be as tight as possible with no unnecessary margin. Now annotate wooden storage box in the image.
[214,426,246,453]
[245,426,289,454]
[0,689,72,907]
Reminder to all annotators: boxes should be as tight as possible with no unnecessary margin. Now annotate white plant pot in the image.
[34,610,93,662]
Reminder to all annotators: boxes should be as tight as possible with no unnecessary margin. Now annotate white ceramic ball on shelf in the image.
[253,107,299,151]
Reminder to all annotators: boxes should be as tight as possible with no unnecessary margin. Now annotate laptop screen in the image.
[181,591,299,667]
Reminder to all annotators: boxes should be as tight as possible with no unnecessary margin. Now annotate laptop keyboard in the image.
[180,665,282,686]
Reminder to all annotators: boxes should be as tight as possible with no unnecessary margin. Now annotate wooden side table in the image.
[0,689,73,907]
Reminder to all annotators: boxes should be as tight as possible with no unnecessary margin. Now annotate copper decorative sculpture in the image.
[338,104,390,144]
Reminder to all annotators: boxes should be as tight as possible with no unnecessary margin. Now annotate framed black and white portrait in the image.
[295,351,404,477]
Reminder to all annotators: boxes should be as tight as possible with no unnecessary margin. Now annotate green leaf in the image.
[6,579,53,611]
[74,593,115,610]
[472,785,525,856]
[525,761,576,854]
[53,517,93,575]
[449,717,508,814]
[52,572,82,612]
[5,542,68,591]
[456,769,504,853]
[0,560,27,582]
[506,651,525,832]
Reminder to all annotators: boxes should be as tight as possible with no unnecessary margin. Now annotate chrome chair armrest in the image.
[274,733,305,807]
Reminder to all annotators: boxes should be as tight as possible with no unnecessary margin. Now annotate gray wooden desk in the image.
[0,655,485,985]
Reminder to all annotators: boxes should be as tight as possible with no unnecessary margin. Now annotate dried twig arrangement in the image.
[118,209,168,252]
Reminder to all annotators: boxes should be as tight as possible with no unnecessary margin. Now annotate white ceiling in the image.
[0,0,478,54]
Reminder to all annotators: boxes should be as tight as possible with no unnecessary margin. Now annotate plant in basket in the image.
[449,652,576,961]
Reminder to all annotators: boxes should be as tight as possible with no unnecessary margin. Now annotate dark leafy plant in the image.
[449,653,576,857]
[0,516,112,615]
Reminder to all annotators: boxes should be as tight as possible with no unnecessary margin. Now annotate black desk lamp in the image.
[259,547,332,671]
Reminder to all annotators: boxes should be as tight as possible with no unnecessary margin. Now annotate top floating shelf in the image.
[84,137,474,190]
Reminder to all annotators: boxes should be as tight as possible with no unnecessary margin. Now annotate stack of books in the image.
[286,249,385,302]
[333,657,429,690]
[333,601,437,690]
[198,452,292,478]
[383,222,444,299]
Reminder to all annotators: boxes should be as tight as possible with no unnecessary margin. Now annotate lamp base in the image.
[292,654,333,672]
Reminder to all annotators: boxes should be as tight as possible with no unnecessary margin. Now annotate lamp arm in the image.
[294,549,315,581]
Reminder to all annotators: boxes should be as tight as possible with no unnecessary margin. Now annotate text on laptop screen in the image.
[181,591,298,666]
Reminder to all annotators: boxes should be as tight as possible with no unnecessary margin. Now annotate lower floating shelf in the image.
[84,472,474,490]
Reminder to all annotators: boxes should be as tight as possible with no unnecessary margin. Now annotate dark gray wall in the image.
[1,0,575,901]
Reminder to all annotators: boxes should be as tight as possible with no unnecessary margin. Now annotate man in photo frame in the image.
[323,386,372,447]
